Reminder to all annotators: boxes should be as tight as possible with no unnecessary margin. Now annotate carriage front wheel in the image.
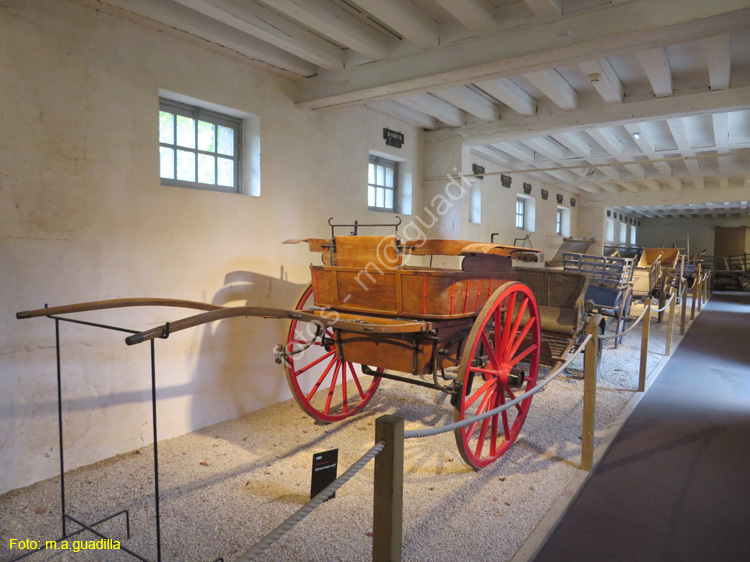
[454,282,541,469]
[283,283,381,422]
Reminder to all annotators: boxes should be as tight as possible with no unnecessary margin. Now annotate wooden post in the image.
[690,279,697,320]
[373,415,404,562]
[680,287,687,336]
[697,272,703,312]
[665,294,676,356]
[581,322,599,472]
[639,298,651,392]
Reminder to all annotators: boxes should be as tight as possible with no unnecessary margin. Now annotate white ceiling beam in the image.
[432,87,500,122]
[712,112,729,146]
[702,34,731,90]
[595,182,621,194]
[596,163,623,182]
[521,137,565,160]
[577,182,603,194]
[298,1,750,108]
[397,94,465,127]
[259,0,390,60]
[445,85,750,146]
[471,146,512,166]
[667,177,683,190]
[578,58,623,103]
[171,0,344,70]
[523,69,578,110]
[623,162,647,179]
[474,78,537,116]
[586,127,623,154]
[433,0,496,35]
[666,118,691,150]
[366,100,438,129]
[643,179,661,191]
[717,149,731,188]
[551,132,592,157]
[685,159,705,189]
[102,0,318,77]
[624,123,656,153]
[523,0,562,19]
[492,141,536,163]
[350,0,438,48]
[618,181,641,193]
[637,47,673,97]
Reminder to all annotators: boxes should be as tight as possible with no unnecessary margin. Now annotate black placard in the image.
[501,174,512,188]
[541,189,549,200]
[556,194,564,204]
[310,448,338,500]
[570,197,576,207]
[472,163,485,179]
[383,128,404,148]
[607,210,611,217]
[523,182,532,194]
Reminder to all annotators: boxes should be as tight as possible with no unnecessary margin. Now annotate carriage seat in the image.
[512,268,589,336]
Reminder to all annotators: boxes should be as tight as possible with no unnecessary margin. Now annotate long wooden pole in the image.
[639,298,651,392]
[581,322,599,472]
[666,294,676,356]
[680,288,687,335]
[690,279,697,320]
[373,415,404,562]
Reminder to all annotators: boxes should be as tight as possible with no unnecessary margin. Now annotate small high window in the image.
[556,206,570,236]
[515,197,526,229]
[368,155,397,212]
[556,208,563,235]
[606,218,615,243]
[619,222,627,243]
[630,225,637,245]
[159,98,241,193]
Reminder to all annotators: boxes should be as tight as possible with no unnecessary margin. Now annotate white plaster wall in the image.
[0,0,422,493]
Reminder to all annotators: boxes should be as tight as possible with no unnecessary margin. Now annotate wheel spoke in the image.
[480,331,500,371]
[474,415,491,458]
[507,316,536,362]
[508,344,538,369]
[498,391,511,440]
[503,297,529,362]
[464,378,497,410]
[295,350,336,376]
[323,362,341,415]
[341,361,348,413]
[500,293,517,355]
[465,387,494,438]
[305,358,337,402]
[349,362,365,399]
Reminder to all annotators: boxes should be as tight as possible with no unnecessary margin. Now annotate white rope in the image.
[236,441,386,561]
[599,306,648,341]
[649,293,675,313]
[404,334,593,439]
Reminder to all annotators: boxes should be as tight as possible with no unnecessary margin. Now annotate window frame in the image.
[556,208,563,235]
[515,196,526,229]
[368,155,398,212]
[159,98,242,194]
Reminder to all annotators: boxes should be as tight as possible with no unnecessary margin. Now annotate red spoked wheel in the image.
[283,284,381,422]
[454,282,541,469]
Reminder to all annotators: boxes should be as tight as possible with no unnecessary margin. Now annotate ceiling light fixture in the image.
[631,132,641,140]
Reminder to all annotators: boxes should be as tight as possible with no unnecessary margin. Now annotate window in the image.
[368,155,397,211]
[159,98,241,193]
[556,208,563,235]
[619,222,627,243]
[515,197,526,229]
[630,225,637,245]
[469,181,481,224]
[605,219,615,243]
[556,206,570,236]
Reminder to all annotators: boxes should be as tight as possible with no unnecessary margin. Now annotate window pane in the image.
[368,163,375,185]
[218,125,234,156]
[385,166,394,188]
[176,116,195,148]
[376,165,384,186]
[198,154,216,184]
[217,157,234,187]
[159,111,174,144]
[368,185,375,207]
[198,121,215,152]
[159,147,174,179]
[385,189,393,209]
[376,187,384,208]
[176,150,195,181]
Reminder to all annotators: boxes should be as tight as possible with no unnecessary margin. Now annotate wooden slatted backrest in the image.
[332,235,402,269]
[563,252,634,287]
[513,268,588,309]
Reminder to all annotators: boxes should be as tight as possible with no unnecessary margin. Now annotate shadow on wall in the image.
[188,268,307,430]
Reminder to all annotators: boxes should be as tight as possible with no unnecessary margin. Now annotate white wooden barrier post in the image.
[639,298,651,392]
[581,322,599,472]
[666,294,676,356]
[373,415,404,562]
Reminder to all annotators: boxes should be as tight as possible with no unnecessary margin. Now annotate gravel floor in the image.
[1,302,693,562]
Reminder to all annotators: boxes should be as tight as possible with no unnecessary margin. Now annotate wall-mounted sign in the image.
[383,128,404,148]
[541,189,549,200]
[501,174,512,188]
[619,213,623,220]
[556,194,564,204]
[607,210,611,217]
[472,163,485,179]
[570,198,576,207]
[523,182,532,194]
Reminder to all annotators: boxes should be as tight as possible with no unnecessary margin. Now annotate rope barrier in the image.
[236,441,386,561]
[404,334,593,439]
[650,293,675,314]
[599,306,648,341]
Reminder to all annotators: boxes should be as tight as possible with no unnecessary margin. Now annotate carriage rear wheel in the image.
[283,284,381,422]
[454,282,541,469]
